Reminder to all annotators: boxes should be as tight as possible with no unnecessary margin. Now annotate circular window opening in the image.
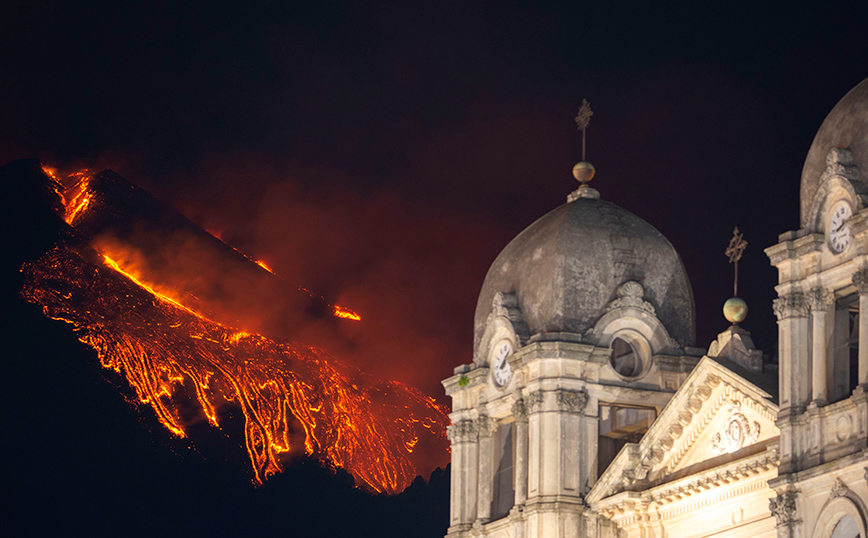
[610,337,643,378]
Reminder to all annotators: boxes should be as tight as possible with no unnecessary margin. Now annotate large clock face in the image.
[829,203,853,254]
[491,340,513,387]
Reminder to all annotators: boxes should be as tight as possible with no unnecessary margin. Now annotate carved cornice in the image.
[773,293,809,320]
[446,420,477,444]
[853,269,868,295]
[556,389,589,414]
[769,490,799,526]
[807,287,835,312]
[605,281,655,315]
[511,399,528,422]
[594,446,779,518]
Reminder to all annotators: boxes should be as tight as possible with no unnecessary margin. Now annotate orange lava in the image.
[21,246,448,493]
[333,305,362,321]
[20,167,449,493]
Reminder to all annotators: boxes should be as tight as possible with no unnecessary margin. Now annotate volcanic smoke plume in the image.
[15,162,449,494]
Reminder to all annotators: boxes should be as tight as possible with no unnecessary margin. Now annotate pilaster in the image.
[476,415,495,525]
[447,420,478,531]
[512,399,529,506]
[773,293,810,415]
[807,287,834,406]
[853,269,868,388]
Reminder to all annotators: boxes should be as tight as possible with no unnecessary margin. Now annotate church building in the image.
[442,79,868,538]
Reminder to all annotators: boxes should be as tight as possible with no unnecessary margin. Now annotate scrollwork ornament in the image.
[772,293,809,320]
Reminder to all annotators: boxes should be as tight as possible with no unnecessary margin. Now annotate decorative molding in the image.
[830,477,849,498]
[605,281,655,315]
[769,491,799,526]
[594,447,778,519]
[853,269,868,295]
[556,389,589,414]
[807,287,835,311]
[475,415,496,438]
[710,401,761,455]
[820,147,861,183]
[773,293,809,320]
[511,399,528,422]
[446,420,477,444]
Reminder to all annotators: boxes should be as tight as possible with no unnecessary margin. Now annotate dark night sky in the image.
[2,1,867,535]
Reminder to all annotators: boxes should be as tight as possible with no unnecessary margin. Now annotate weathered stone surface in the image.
[473,197,695,359]
[800,78,868,225]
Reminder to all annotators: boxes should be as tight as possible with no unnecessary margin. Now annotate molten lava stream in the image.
[21,246,448,494]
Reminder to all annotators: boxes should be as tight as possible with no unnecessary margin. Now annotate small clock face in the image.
[829,203,853,254]
[491,340,513,387]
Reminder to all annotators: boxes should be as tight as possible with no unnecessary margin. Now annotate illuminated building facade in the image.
[443,79,868,538]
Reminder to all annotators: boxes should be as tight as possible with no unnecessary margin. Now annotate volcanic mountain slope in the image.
[62,167,352,339]
[4,160,449,496]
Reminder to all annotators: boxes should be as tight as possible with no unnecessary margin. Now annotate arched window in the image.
[829,514,859,538]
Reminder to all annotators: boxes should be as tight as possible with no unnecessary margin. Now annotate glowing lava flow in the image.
[21,246,447,493]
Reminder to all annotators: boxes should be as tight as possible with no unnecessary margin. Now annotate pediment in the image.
[587,357,779,503]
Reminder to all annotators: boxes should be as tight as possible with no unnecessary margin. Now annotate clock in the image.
[491,340,513,387]
[828,202,853,254]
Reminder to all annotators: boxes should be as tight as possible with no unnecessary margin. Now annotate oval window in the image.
[610,337,643,378]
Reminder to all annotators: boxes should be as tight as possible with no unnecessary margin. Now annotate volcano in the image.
[3,160,449,495]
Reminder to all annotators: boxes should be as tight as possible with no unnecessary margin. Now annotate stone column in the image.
[807,287,834,405]
[476,415,494,524]
[773,293,810,414]
[446,420,478,529]
[853,270,868,388]
[512,399,529,506]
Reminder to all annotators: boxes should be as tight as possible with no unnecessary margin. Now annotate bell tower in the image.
[443,102,704,538]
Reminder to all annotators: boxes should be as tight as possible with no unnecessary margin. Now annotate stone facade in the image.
[443,78,868,538]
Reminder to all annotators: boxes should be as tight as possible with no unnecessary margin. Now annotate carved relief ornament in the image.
[511,399,528,422]
[527,391,545,413]
[556,389,589,414]
[769,491,798,526]
[446,420,477,444]
[830,477,849,498]
[772,293,809,320]
[853,269,868,295]
[807,287,835,311]
[710,401,760,455]
[605,281,655,315]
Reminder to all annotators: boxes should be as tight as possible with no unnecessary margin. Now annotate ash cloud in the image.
[158,152,512,404]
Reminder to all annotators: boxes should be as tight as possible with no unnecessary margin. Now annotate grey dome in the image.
[800,78,868,226]
[473,197,696,357]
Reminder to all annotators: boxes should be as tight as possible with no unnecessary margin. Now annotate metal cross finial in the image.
[574,99,593,161]
[725,226,748,296]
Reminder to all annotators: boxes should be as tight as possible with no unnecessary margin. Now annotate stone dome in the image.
[473,195,696,359]
[800,78,868,226]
